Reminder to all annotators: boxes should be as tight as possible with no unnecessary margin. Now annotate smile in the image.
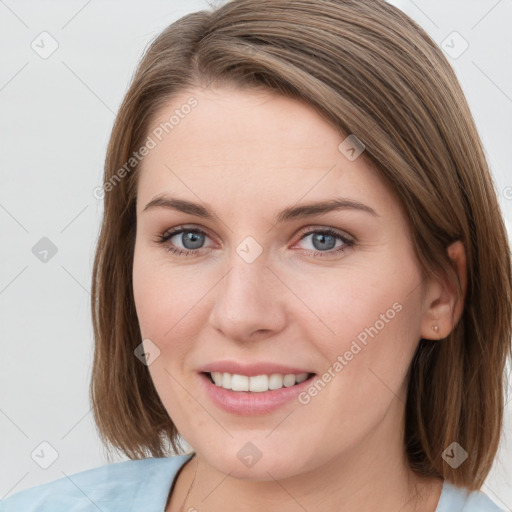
[199,370,317,415]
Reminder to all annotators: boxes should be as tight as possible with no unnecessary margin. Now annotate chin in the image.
[193,437,315,482]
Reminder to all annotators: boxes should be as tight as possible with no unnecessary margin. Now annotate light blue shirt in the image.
[0,452,505,511]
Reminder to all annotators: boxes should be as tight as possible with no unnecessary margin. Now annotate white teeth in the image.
[212,372,223,386]
[268,374,284,390]
[249,374,268,392]
[231,374,249,391]
[283,374,296,387]
[208,372,310,392]
[222,372,232,390]
[295,373,309,384]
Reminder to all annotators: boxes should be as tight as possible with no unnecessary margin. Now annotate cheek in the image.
[132,246,211,344]
[287,265,411,343]
[132,248,215,433]
[287,254,423,397]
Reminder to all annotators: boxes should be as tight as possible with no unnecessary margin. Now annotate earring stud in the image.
[432,325,440,333]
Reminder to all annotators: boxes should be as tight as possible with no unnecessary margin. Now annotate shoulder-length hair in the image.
[90,0,512,489]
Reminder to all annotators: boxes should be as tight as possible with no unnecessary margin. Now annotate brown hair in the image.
[90,0,512,489]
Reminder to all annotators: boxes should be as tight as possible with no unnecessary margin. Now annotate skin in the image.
[132,85,467,512]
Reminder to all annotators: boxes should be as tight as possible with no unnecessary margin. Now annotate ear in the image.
[420,241,467,340]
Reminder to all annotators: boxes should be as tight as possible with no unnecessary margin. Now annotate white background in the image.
[1,0,511,508]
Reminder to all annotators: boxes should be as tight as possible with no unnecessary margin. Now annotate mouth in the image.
[198,362,318,415]
[202,371,316,392]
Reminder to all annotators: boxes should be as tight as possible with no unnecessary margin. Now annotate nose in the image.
[208,253,287,343]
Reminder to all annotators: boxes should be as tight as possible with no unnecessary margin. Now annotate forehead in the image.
[135,86,396,218]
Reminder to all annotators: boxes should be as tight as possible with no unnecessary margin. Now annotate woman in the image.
[2,0,510,510]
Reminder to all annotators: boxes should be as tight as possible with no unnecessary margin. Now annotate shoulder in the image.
[0,453,194,512]
[437,481,506,512]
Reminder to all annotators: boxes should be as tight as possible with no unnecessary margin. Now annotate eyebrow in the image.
[142,195,379,221]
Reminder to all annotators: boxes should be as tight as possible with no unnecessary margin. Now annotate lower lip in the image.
[199,372,316,415]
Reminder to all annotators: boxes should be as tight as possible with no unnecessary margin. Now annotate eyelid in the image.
[164,224,215,239]
[293,225,355,243]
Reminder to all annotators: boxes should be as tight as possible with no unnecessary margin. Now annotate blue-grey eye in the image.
[178,230,205,249]
[310,233,337,251]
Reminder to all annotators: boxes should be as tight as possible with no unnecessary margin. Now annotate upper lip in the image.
[199,361,314,377]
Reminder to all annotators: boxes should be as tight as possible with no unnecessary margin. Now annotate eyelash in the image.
[154,225,355,259]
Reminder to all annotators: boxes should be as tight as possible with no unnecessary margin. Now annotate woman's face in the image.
[132,86,433,480]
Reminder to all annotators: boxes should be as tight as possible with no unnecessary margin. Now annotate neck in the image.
[167,402,443,512]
